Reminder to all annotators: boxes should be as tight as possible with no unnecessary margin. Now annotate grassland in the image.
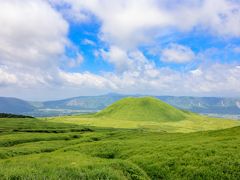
[1,97,240,179]
[47,97,240,133]
[95,97,188,122]
[0,117,240,179]
[47,114,240,133]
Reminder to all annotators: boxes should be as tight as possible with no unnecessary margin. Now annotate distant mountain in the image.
[0,97,35,114]
[42,93,125,110]
[157,96,240,115]
[41,94,240,115]
[0,94,240,117]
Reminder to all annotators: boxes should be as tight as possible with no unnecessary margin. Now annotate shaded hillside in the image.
[0,94,240,117]
[42,93,124,110]
[0,113,34,118]
[42,95,240,116]
[158,96,240,114]
[0,97,35,114]
[95,97,189,122]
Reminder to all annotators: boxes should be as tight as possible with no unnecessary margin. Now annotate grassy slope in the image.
[48,97,240,132]
[48,115,240,133]
[0,118,239,179]
[95,97,188,122]
[47,97,240,133]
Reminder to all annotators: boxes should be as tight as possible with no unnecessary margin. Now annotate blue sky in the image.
[0,0,240,100]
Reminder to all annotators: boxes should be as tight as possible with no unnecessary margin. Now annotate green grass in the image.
[46,97,240,133]
[0,118,240,179]
[0,99,240,179]
[95,97,188,122]
[48,114,240,133]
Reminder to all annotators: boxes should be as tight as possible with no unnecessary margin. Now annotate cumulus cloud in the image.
[0,0,239,99]
[0,0,69,68]
[185,64,240,95]
[51,0,240,48]
[50,0,172,48]
[58,70,117,90]
[67,53,84,67]
[0,0,70,93]
[100,46,157,74]
[82,39,96,46]
[161,44,195,63]
[104,63,240,97]
[48,0,90,23]
[100,46,132,72]
[0,66,17,86]
[0,0,84,88]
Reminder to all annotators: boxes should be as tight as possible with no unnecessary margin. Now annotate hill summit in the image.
[95,97,188,122]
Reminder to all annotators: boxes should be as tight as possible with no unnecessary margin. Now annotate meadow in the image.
[0,117,239,179]
[0,97,240,179]
[47,97,240,133]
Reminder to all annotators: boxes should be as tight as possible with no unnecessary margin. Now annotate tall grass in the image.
[0,118,239,179]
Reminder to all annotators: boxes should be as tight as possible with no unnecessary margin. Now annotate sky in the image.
[0,0,240,100]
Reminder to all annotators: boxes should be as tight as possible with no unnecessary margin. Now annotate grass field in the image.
[1,98,240,179]
[46,97,240,133]
[0,117,240,179]
[47,114,240,133]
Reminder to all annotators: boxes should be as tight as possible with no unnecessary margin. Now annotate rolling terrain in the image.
[0,117,239,179]
[0,97,240,179]
[48,97,240,133]
[0,94,240,118]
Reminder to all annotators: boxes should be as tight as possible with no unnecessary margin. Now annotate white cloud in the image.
[0,0,82,88]
[0,65,56,88]
[100,46,130,72]
[51,0,240,48]
[233,47,240,53]
[190,69,203,76]
[51,0,173,48]
[0,66,17,86]
[161,44,195,63]
[184,64,240,95]
[0,0,239,99]
[100,46,157,74]
[58,70,117,90]
[0,0,69,69]
[82,39,96,46]
[103,63,240,97]
[48,0,90,23]
[67,53,84,67]
[0,0,117,99]
[0,0,72,92]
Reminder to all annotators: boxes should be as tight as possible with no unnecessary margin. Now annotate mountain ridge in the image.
[0,97,35,114]
[0,94,240,117]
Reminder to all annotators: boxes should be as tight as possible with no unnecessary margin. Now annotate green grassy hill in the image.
[95,97,188,122]
[1,98,239,179]
[48,97,240,133]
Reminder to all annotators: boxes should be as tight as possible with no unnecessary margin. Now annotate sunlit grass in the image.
[0,118,239,179]
[47,114,240,133]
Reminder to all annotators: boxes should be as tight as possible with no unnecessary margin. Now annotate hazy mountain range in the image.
[0,93,240,118]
